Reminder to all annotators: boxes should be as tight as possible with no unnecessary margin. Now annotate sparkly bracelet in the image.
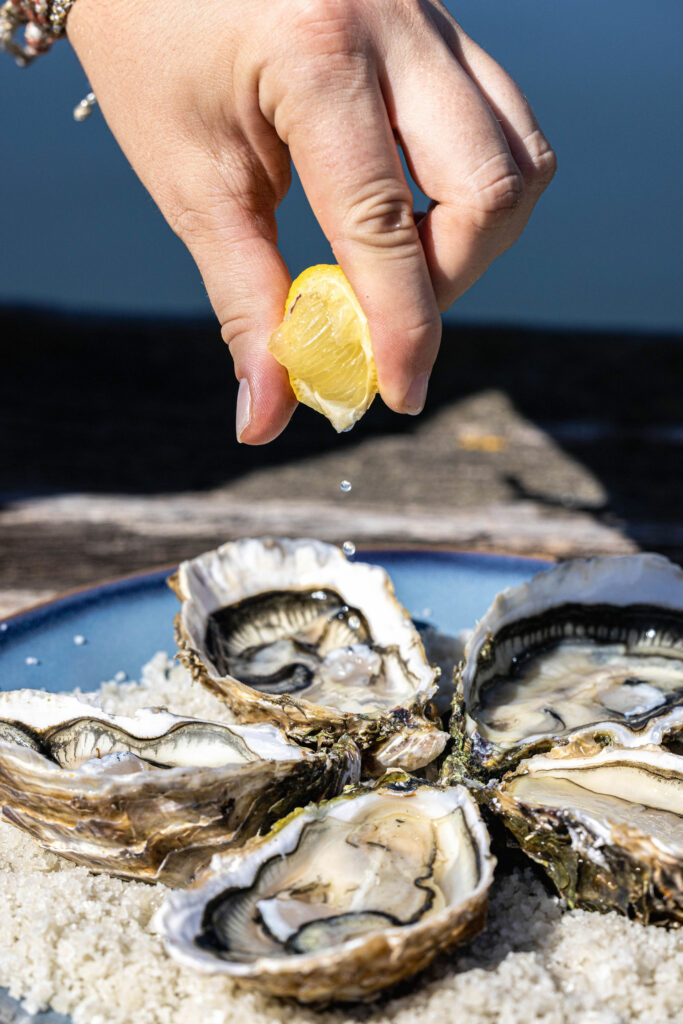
[0,0,77,66]
[1,0,97,121]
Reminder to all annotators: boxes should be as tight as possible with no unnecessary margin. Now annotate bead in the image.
[73,91,96,122]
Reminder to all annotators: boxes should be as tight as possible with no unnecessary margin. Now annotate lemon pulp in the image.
[268,265,378,432]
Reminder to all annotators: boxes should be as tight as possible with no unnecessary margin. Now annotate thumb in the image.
[174,201,296,445]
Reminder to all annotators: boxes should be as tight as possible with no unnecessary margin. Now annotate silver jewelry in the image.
[0,0,78,66]
[73,90,97,122]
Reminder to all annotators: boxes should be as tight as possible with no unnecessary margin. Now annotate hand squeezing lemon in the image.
[268,265,378,432]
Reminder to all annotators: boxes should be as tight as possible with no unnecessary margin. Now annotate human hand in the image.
[68,0,555,443]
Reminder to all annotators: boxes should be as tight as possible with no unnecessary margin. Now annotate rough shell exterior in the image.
[156,776,495,1003]
[171,537,447,772]
[0,692,360,886]
[448,553,683,779]
[486,742,683,925]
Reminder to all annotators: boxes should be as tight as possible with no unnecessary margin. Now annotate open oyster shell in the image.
[0,690,360,886]
[487,742,683,925]
[155,775,495,1004]
[171,538,446,772]
[448,554,683,778]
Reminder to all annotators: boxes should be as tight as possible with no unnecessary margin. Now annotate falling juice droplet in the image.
[0,623,7,632]
[73,635,86,646]
[340,480,352,493]
[342,541,356,557]
[25,656,39,666]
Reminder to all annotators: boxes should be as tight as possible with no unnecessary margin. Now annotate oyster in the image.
[171,538,446,772]
[156,775,495,1003]
[0,690,360,886]
[488,742,683,925]
[449,554,683,777]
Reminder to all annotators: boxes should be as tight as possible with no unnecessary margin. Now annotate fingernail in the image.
[402,372,430,415]
[236,378,252,442]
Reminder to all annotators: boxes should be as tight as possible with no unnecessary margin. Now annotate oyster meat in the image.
[0,690,360,885]
[171,537,447,771]
[450,554,683,776]
[488,742,683,924]
[156,775,495,1003]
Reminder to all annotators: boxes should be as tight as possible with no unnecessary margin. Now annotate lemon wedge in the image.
[268,265,378,432]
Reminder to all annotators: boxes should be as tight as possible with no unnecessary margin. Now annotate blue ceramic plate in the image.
[0,550,551,1023]
[0,551,551,694]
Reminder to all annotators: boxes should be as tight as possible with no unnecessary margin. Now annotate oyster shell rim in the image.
[171,537,447,772]
[453,553,683,777]
[487,740,683,925]
[0,690,361,886]
[155,776,496,1003]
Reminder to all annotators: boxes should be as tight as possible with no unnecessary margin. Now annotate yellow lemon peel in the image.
[268,265,378,432]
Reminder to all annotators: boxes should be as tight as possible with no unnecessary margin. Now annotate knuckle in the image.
[523,129,558,190]
[400,315,442,356]
[341,182,418,254]
[268,2,370,137]
[166,192,275,252]
[220,311,253,352]
[291,0,361,60]
[166,203,212,244]
[165,195,241,248]
[464,153,525,231]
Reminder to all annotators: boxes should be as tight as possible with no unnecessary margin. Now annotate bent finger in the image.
[425,2,557,189]
[279,50,440,415]
[383,22,533,309]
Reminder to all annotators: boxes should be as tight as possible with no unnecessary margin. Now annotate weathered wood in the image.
[1,311,681,616]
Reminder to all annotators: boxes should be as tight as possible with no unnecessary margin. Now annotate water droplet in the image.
[340,480,352,493]
[114,670,127,682]
[421,607,433,619]
[311,590,328,601]
[25,656,39,666]
[73,635,86,646]
[342,541,356,557]
[342,425,354,433]
[646,628,656,639]
[348,614,361,630]
[0,623,7,632]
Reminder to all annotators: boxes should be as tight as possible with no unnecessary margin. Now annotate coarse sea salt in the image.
[0,652,681,1024]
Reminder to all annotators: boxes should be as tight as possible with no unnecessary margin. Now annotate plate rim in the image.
[0,547,555,629]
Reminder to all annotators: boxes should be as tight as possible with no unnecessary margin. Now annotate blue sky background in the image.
[0,0,681,330]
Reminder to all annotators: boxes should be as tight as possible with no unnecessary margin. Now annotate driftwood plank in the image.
[1,312,681,615]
